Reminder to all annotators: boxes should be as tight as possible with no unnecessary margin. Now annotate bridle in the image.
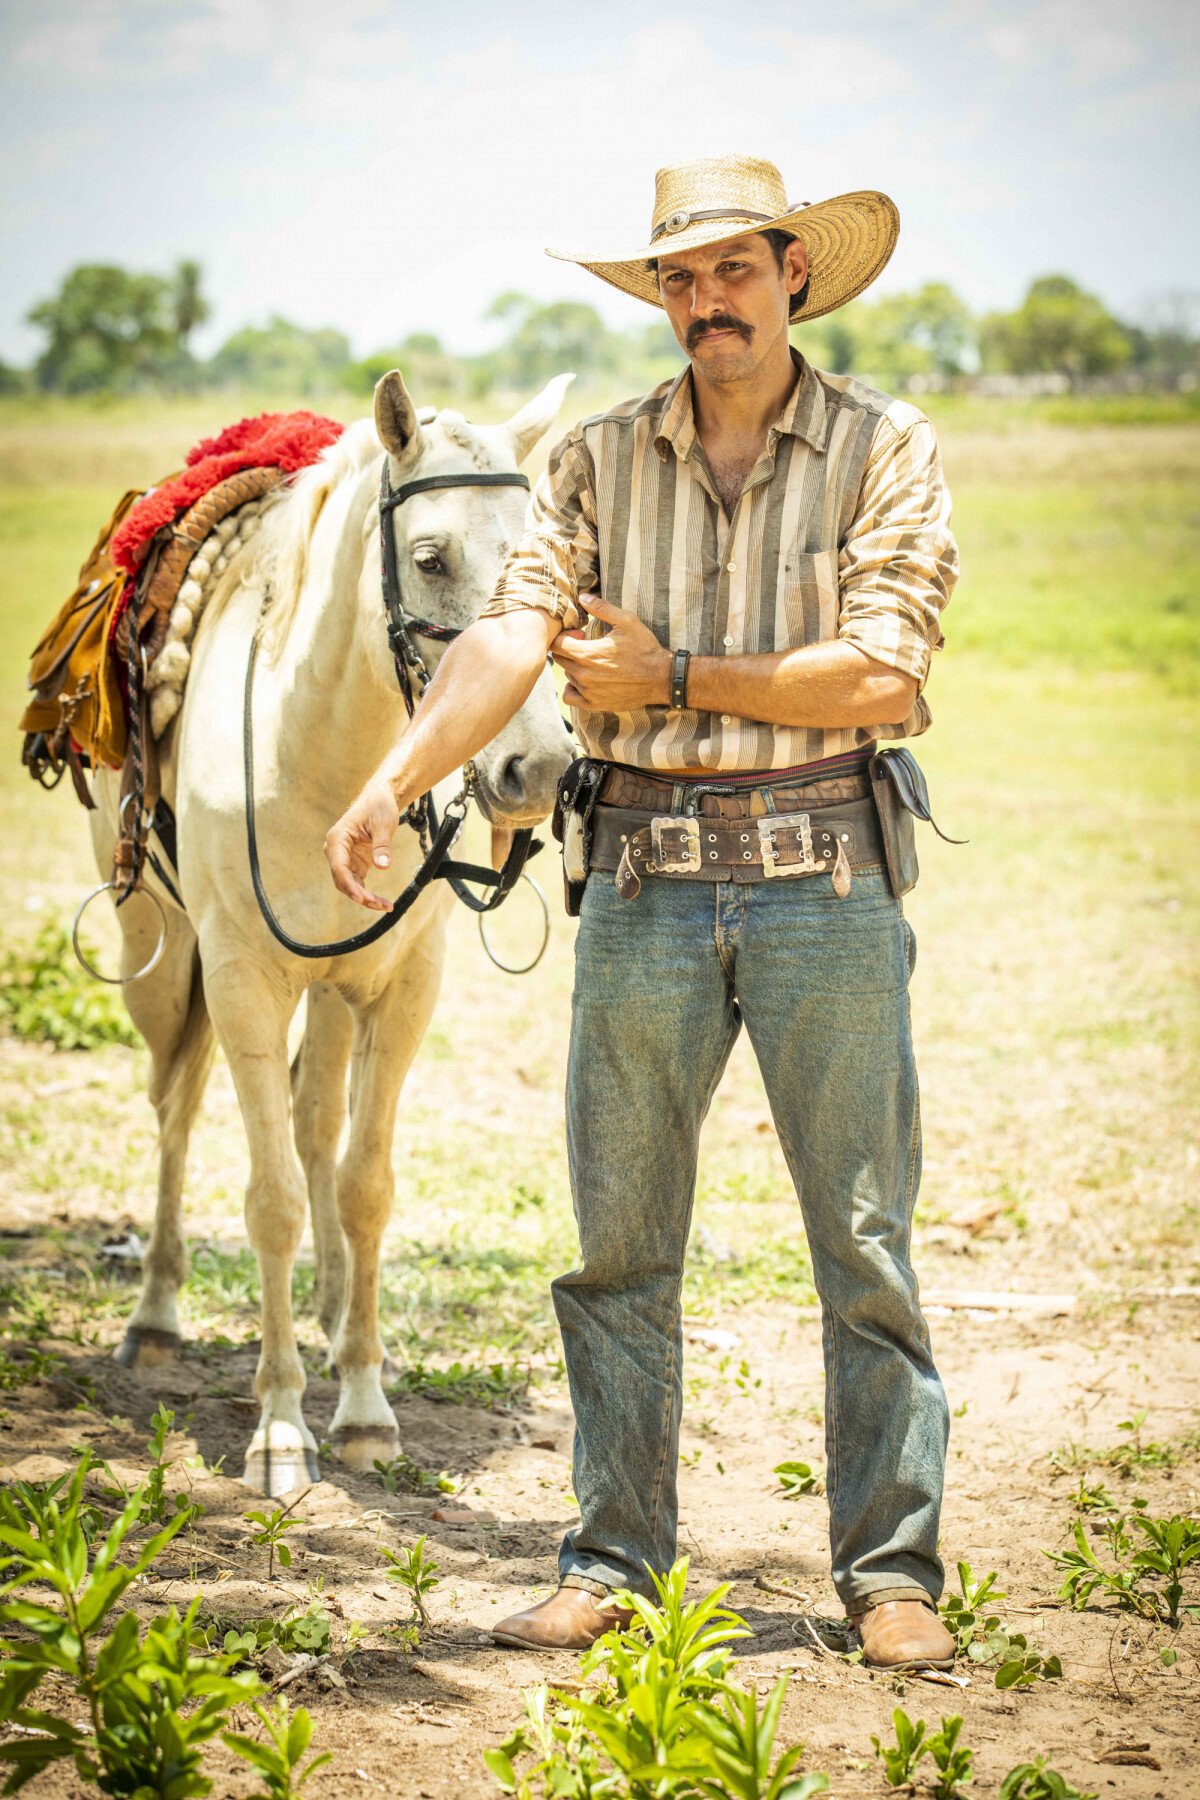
[243,458,545,962]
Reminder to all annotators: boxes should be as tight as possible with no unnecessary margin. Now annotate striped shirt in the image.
[481,349,958,771]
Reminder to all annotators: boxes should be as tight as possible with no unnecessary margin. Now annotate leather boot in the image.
[848,1597,956,1670]
[491,1585,634,1650]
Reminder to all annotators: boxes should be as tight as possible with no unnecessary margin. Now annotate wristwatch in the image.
[670,647,691,711]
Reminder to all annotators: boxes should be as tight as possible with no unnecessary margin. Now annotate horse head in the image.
[373,368,575,828]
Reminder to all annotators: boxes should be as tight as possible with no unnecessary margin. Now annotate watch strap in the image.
[669,647,691,710]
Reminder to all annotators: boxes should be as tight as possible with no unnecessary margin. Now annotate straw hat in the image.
[547,154,899,322]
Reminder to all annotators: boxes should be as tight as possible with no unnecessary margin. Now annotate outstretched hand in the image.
[552,594,671,713]
[323,777,401,912]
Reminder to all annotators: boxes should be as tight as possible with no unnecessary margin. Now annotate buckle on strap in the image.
[758,811,828,878]
[650,815,702,873]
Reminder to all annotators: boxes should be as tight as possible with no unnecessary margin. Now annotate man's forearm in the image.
[685,639,918,729]
[374,610,556,810]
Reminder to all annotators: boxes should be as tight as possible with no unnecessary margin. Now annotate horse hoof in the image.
[113,1325,183,1369]
[243,1422,321,1497]
[329,1422,401,1473]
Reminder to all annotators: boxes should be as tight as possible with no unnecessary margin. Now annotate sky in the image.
[1,0,1198,366]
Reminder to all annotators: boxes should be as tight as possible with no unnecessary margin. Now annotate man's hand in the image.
[324,776,403,913]
[552,594,670,712]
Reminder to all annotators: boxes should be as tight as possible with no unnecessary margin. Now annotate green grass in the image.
[0,395,1197,1350]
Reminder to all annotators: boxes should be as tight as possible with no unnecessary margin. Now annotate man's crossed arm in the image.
[323,597,915,909]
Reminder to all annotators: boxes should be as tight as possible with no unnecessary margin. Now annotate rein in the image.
[243,459,538,961]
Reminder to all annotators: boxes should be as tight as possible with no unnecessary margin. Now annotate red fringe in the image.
[110,410,345,576]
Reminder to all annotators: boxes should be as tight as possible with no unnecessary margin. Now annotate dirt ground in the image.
[1,1038,1197,1799]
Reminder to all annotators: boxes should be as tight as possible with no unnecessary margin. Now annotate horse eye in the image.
[414,549,443,574]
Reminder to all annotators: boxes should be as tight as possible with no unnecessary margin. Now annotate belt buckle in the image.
[758,811,822,878]
[650,814,702,873]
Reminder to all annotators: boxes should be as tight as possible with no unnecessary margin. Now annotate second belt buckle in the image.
[650,815,702,873]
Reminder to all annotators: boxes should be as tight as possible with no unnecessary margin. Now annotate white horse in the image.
[88,369,574,1494]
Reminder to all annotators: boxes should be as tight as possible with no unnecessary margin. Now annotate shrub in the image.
[0,918,140,1050]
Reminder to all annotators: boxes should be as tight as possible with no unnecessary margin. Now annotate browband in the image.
[382,470,531,511]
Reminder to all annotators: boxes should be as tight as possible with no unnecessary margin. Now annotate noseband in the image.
[244,458,545,962]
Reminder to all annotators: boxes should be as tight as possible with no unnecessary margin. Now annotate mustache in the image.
[686,313,753,351]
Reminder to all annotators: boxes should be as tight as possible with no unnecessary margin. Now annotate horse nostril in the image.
[496,753,526,802]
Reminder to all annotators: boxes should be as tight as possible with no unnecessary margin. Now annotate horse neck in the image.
[266,469,410,788]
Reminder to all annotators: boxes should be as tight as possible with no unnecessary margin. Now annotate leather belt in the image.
[598,756,872,818]
[590,794,884,899]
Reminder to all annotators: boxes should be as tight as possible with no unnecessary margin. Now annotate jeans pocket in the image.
[901,915,918,980]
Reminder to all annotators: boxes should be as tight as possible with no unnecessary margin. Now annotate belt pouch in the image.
[552,757,607,916]
[869,749,921,897]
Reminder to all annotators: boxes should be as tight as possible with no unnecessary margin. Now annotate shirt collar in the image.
[653,347,829,463]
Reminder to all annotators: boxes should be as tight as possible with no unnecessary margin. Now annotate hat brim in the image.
[546,189,899,323]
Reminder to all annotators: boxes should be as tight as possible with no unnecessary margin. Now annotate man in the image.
[325,155,959,1670]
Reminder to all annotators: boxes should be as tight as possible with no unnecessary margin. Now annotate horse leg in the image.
[329,941,445,1470]
[111,907,216,1368]
[292,981,352,1349]
[203,955,317,1496]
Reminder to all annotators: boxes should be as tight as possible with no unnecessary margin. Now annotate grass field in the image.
[0,391,1197,1799]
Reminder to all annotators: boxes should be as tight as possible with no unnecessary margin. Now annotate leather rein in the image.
[244,460,539,960]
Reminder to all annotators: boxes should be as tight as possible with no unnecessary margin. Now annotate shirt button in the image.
[721,714,732,725]
[722,633,734,647]
[726,561,737,573]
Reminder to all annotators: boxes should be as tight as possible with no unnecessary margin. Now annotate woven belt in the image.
[598,749,873,818]
[590,794,884,899]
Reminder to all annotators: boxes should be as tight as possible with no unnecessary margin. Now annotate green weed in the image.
[206,1601,333,1665]
[372,1452,459,1497]
[485,1561,829,1800]
[387,1357,531,1409]
[0,917,141,1050]
[1044,1511,1200,1624]
[772,1460,823,1498]
[224,1698,331,1800]
[928,1715,974,1798]
[0,1452,259,1796]
[872,1707,929,1787]
[243,1492,308,1583]
[999,1757,1098,1800]
[379,1536,440,1628]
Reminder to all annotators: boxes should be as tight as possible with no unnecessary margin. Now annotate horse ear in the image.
[374,370,424,462]
[504,372,576,466]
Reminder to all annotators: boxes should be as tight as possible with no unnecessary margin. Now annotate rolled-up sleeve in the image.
[480,429,599,630]
[837,413,958,690]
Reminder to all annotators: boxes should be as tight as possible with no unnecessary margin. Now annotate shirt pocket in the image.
[775,548,840,649]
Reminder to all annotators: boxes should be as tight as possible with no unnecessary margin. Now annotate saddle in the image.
[19,409,343,900]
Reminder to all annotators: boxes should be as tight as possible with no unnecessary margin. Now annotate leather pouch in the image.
[868,747,965,899]
[552,756,607,916]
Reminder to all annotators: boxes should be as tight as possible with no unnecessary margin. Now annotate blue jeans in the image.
[552,863,949,1613]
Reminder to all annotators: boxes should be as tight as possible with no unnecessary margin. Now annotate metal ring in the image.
[477,873,550,975]
[72,882,168,985]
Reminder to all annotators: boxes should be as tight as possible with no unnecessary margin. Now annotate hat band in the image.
[650,205,775,242]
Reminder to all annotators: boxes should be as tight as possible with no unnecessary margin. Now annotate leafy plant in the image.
[939,1562,1007,1656]
[994,1644,1063,1689]
[999,1757,1098,1800]
[224,1698,331,1800]
[687,1677,828,1799]
[1068,1477,1117,1514]
[927,1715,974,1798]
[872,1707,929,1787]
[0,918,141,1050]
[772,1460,823,1498]
[379,1536,440,1626]
[1129,1513,1200,1627]
[244,1491,308,1582]
[485,1562,828,1800]
[206,1601,332,1665]
[0,1454,259,1796]
[387,1357,530,1409]
[1042,1511,1199,1623]
[372,1452,458,1497]
[139,1403,202,1526]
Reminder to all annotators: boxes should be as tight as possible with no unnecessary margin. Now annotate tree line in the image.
[3,259,1197,402]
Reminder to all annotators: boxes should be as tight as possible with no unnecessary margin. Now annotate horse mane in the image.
[250,416,383,658]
